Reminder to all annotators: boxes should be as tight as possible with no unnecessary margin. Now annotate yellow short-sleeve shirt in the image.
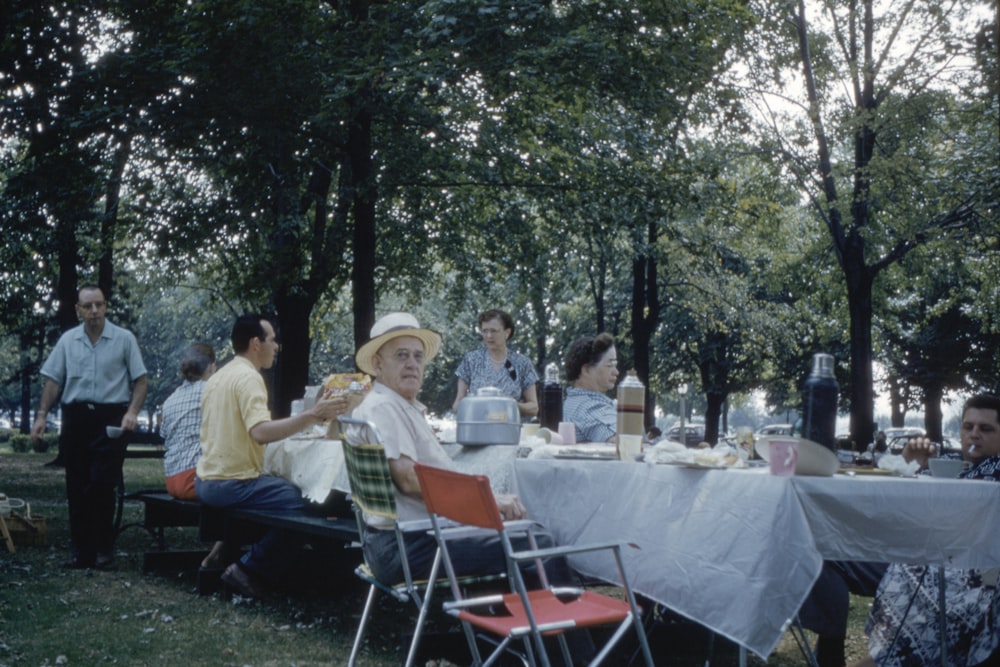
[196,356,272,480]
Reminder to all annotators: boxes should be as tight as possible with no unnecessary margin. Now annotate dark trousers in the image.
[799,560,888,636]
[799,560,888,667]
[61,402,128,561]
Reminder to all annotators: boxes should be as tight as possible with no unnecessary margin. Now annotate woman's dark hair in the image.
[478,309,515,340]
[180,343,215,381]
[231,314,271,354]
[963,394,1000,422]
[564,333,615,382]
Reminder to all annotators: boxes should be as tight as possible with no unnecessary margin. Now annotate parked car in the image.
[938,437,961,455]
[883,426,924,441]
[755,423,794,438]
[888,433,960,456]
[665,424,707,448]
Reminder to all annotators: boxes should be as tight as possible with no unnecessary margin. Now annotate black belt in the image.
[63,402,128,410]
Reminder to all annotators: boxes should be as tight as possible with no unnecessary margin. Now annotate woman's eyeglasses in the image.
[505,359,517,381]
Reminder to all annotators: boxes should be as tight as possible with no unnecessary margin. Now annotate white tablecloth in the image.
[263,437,521,502]
[512,459,1000,658]
[263,437,350,502]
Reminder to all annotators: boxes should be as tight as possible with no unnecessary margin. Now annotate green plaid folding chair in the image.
[338,415,506,667]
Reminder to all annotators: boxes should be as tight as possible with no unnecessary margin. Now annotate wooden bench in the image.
[124,430,166,457]
[119,490,206,572]
[207,506,358,543]
[125,489,360,594]
[117,434,361,593]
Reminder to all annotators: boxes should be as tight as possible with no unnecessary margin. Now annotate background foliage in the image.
[1,0,997,441]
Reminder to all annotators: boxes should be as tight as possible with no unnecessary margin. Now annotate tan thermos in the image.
[616,370,645,448]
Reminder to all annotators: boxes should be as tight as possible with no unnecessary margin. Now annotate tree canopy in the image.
[2,0,997,441]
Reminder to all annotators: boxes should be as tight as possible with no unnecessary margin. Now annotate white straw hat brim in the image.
[355,325,442,376]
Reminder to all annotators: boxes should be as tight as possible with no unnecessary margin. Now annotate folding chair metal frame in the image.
[338,415,507,667]
[414,462,655,667]
[338,415,440,667]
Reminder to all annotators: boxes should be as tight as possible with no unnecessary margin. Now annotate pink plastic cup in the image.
[768,438,798,477]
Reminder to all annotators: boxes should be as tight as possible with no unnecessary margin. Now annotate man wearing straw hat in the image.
[346,312,565,582]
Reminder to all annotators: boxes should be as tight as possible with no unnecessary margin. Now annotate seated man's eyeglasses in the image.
[383,349,425,364]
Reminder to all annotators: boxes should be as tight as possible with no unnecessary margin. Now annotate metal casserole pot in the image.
[456,387,520,446]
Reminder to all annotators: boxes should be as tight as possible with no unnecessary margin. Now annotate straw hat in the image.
[355,312,442,376]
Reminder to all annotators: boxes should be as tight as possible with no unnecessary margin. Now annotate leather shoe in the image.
[221,563,265,598]
[60,557,95,569]
[95,553,114,570]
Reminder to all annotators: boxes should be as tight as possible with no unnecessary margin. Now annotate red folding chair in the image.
[414,462,654,667]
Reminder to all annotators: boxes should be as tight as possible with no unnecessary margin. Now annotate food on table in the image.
[322,372,372,398]
[322,372,372,438]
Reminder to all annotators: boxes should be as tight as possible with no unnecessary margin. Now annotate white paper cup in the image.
[558,421,577,445]
[537,428,563,444]
[618,434,642,461]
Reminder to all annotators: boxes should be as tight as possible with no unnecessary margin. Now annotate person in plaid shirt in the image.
[160,343,216,500]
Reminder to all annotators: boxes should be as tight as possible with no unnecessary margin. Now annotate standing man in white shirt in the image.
[31,285,148,569]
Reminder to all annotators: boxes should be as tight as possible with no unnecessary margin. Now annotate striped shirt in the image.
[160,379,206,476]
[563,386,616,443]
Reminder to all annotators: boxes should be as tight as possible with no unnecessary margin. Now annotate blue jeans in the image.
[195,475,306,581]
[364,523,574,588]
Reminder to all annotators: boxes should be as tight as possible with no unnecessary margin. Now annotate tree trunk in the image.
[18,330,35,435]
[530,281,548,372]
[844,240,876,449]
[98,134,132,300]
[348,1,376,355]
[795,0,878,451]
[56,215,79,332]
[630,220,661,431]
[923,383,944,442]
[703,392,724,445]
[272,294,315,418]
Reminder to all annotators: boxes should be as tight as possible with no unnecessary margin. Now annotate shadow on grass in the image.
[0,451,869,666]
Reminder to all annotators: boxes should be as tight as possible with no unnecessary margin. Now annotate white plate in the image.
[755,435,839,477]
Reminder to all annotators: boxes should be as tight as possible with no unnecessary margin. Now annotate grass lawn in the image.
[0,449,874,666]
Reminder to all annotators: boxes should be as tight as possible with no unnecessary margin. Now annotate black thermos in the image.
[801,352,839,451]
[540,362,562,431]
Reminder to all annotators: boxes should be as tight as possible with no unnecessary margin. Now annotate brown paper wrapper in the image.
[326,391,366,440]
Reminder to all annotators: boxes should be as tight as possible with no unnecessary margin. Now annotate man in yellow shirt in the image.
[196,314,347,597]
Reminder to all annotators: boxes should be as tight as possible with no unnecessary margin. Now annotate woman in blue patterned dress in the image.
[452,309,539,420]
[850,394,1000,667]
